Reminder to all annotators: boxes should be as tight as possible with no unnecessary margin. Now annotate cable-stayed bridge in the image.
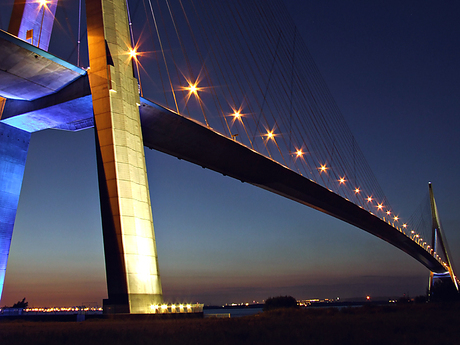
[0,0,458,311]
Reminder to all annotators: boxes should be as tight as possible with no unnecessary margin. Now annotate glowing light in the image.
[367,196,372,202]
[393,216,399,221]
[318,164,328,173]
[38,0,49,7]
[129,48,139,60]
[266,130,274,139]
[403,223,407,228]
[377,203,383,210]
[233,111,241,119]
[296,149,303,157]
[386,210,391,215]
[354,188,360,194]
[338,177,346,184]
[186,83,199,96]
[179,78,205,107]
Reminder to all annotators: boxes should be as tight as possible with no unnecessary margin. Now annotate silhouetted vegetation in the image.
[397,294,427,304]
[414,295,427,303]
[2,298,28,309]
[397,294,412,304]
[263,295,298,311]
[12,298,28,309]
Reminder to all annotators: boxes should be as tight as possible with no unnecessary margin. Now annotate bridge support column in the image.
[0,123,31,301]
[8,0,58,51]
[86,0,162,313]
[428,183,458,300]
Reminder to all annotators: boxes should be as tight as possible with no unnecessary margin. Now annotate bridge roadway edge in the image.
[139,99,446,274]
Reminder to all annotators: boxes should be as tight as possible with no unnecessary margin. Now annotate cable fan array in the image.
[47,0,449,267]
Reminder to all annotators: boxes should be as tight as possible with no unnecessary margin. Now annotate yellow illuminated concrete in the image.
[86,0,162,313]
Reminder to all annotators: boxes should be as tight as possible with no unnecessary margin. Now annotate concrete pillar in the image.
[86,0,163,313]
[8,0,58,51]
[0,123,31,301]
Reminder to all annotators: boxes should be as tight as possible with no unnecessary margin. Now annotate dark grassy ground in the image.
[1,303,459,345]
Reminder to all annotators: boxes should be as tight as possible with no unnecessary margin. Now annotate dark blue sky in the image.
[1,0,460,306]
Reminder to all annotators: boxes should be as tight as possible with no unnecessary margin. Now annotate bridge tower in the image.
[428,182,458,299]
[1,0,163,313]
[86,0,163,313]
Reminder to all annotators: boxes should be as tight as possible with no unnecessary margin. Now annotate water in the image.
[204,307,263,318]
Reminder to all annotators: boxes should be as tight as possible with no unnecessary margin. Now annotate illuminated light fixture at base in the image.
[149,303,204,314]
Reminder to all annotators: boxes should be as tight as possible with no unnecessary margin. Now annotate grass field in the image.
[1,303,459,345]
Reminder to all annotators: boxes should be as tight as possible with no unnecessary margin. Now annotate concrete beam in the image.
[0,30,85,101]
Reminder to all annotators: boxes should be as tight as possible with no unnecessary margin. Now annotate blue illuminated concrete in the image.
[8,0,58,51]
[0,123,30,300]
[0,29,86,102]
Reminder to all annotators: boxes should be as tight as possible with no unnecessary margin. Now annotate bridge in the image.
[0,0,458,312]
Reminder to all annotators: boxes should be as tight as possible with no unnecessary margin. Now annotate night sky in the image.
[1,0,460,307]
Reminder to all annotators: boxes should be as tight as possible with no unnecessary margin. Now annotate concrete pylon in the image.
[0,123,31,301]
[428,182,458,298]
[86,0,163,313]
[8,0,58,51]
[0,0,57,302]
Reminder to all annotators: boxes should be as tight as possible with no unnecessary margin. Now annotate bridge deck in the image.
[139,99,446,274]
